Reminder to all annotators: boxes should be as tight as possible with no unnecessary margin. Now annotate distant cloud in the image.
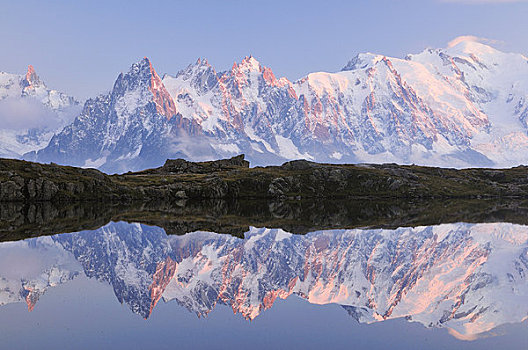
[0,97,81,131]
[0,97,58,130]
[167,129,217,161]
[447,35,501,48]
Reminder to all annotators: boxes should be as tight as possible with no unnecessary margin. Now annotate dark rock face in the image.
[0,180,23,201]
[158,154,249,174]
[0,159,127,202]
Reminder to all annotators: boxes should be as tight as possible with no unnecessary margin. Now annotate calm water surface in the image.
[1,217,528,349]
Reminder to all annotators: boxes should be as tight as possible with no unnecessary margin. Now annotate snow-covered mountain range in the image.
[5,36,528,172]
[0,66,79,158]
[2,221,528,339]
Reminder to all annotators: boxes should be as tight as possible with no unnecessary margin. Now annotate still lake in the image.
[0,200,528,349]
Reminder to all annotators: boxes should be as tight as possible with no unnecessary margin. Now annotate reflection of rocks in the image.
[2,221,528,339]
[3,198,528,242]
[0,201,124,241]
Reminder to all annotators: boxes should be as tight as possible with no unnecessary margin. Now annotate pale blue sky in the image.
[0,0,527,99]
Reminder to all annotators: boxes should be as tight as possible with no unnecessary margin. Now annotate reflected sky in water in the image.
[1,221,528,349]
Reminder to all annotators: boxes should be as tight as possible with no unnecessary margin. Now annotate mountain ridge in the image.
[7,36,528,172]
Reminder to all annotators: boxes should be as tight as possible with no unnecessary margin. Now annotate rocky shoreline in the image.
[1,154,528,202]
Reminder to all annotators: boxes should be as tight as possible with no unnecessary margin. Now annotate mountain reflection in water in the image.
[1,221,528,341]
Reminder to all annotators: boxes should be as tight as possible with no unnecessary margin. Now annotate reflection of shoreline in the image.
[3,198,528,241]
[1,222,528,339]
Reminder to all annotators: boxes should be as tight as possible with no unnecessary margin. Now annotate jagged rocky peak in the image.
[191,57,214,71]
[175,57,215,78]
[341,53,385,71]
[230,55,275,78]
[112,57,160,93]
[112,57,178,119]
[112,57,151,94]
[232,55,261,72]
[227,55,262,89]
[231,55,269,80]
[21,64,41,89]
[229,55,292,90]
[21,288,40,312]
[195,57,208,66]
[158,154,249,174]
[171,57,219,94]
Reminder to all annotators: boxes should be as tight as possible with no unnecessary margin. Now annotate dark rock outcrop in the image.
[2,155,528,203]
[155,154,249,174]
